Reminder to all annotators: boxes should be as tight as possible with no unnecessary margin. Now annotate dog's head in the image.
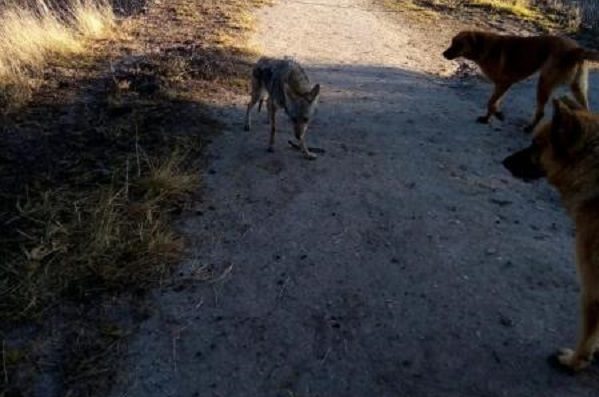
[502,142,545,181]
[443,31,483,61]
[283,83,320,138]
[503,98,597,183]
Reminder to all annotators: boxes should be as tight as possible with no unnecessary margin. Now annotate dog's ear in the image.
[551,99,583,156]
[308,84,320,102]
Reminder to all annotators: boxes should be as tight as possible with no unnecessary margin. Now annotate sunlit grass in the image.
[470,0,537,19]
[0,0,115,108]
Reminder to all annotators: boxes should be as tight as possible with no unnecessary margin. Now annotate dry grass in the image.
[0,0,267,395]
[381,0,440,20]
[0,69,215,390]
[139,151,198,201]
[216,0,272,48]
[1,148,198,323]
[0,0,115,109]
[72,0,116,38]
[384,0,584,31]
[469,0,537,18]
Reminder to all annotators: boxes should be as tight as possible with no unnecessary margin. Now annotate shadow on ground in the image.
[107,62,599,397]
[0,35,254,396]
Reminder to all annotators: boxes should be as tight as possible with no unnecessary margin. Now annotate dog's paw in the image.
[476,116,490,124]
[288,140,301,151]
[244,124,250,132]
[555,348,591,372]
[495,111,505,121]
[547,352,575,374]
[304,152,317,160]
[267,146,275,153]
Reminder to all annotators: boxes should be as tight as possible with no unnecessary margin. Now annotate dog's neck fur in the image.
[285,62,313,96]
[549,166,599,217]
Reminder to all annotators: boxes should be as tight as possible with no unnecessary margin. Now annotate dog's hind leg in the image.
[267,99,277,152]
[477,83,510,124]
[244,78,263,132]
[525,76,557,133]
[571,64,589,110]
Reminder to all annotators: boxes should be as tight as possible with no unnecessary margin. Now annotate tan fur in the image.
[244,57,320,160]
[443,32,599,132]
[533,101,599,371]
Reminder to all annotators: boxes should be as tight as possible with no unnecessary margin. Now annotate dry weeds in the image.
[385,0,582,32]
[0,0,266,396]
[0,0,115,111]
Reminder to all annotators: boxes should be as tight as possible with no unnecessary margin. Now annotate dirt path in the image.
[248,0,455,74]
[110,1,599,396]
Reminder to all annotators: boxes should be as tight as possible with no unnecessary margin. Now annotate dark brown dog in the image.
[504,98,599,372]
[443,31,599,132]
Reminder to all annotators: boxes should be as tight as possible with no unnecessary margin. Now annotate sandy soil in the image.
[247,0,457,74]
[109,1,599,396]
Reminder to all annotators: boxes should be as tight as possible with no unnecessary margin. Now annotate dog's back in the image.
[252,57,313,108]
[473,33,580,83]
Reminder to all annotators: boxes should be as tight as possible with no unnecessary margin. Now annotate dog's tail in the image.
[580,49,599,62]
[565,48,599,64]
[252,65,270,113]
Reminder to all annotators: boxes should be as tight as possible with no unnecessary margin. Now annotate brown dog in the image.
[443,31,599,132]
[503,98,599,371]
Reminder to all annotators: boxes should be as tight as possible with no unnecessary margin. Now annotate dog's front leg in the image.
[477,83,510,124]
[298,130,316,160]
[526,75,559,133]
[525,104,546,133]
[557,294,599,371]
[268,100,277,152]
[557,239,599,372]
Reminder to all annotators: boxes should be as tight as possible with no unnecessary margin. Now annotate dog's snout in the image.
[442,47,455,60]
[502,153,520,174]
[502,146,545,182]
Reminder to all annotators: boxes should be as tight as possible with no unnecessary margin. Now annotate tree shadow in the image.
[4,37,599,395]
[161,61,599,397]
[0,33,253,396]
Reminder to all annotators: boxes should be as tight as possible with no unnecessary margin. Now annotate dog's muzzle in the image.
[442,48,457,60]
[502,144,545,182]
